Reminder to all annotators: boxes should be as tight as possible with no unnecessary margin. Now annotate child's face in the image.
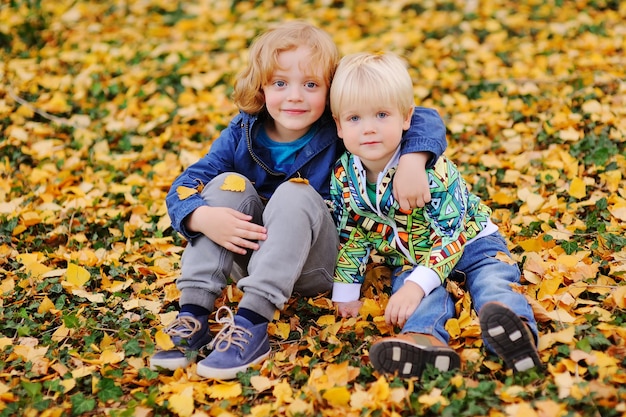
[262,46,328,142]
[335,103,412,170]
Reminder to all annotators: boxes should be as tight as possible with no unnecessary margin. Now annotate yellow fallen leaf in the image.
[316,315,336,326]
[323,386,351,407]
[268,322,290,340]
[538,325,575,351]
[176,185,198,200]
[273,380,293,406]
[168,386,195,417]
[249,404,273,417]
[445,318,461,338]
[99,349,124,365]
[38,296,55,314]
[609,200,626,221]
[287,398,313,416]
[559,127,581,142]
[369,376,390,402]
[494,251,517,265]
[535,399,568,417]
[609,285,626,309]
[517,237,544,252]
[326,361,359,386]
[41,91,72,113]
[289,177,309,184]
[360,298,384,318]
[491,191,517,205]
[568,177,586,199]
[220,174,246,192]
[553,371,573,399]
[208,381,242,399]
[60,378,77,393]
[1,277,15,295]
[65,263,90,287]
[418,387,449,408]
[71,289,105,303]
[154,329,175,351]
[250,375,275,393]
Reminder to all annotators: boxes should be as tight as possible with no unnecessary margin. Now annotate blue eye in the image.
[377,112,388,118]
[349,115,360,122]
[305,81,318,88]
[274,80,286,87]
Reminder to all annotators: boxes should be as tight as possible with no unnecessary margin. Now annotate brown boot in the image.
[369,333,460,378]
[479,301,542,372]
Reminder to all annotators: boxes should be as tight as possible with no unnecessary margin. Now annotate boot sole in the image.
[369,339,460,377]
[479,302,542,372]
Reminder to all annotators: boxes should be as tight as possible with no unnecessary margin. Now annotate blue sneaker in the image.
[196,307,270,380]
[149,312,211,371]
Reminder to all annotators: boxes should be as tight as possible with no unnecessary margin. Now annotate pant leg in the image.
[177,173,264,311]
[237,181,338,320]
[394,268,456,344]
[454,232,539,348]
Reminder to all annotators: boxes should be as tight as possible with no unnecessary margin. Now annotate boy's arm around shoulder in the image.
[401,107,447,168]
[412,157,470,287]
[165,114,243,240]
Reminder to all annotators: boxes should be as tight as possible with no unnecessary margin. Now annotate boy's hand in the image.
[185,206,267,255]
[385,281,425,328]
[335,300,363,318]
[394,152,431,211]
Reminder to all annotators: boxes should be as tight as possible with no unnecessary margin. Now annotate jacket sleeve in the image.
[165,114,242,240]
[329,157,370,302]
[416,157,469,283]
[400,106,447,168]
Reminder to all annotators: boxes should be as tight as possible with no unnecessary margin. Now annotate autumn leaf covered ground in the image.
[1,0,626,416]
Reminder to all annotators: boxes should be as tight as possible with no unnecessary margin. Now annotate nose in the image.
[362,117,376,134]
[286,85,303,101]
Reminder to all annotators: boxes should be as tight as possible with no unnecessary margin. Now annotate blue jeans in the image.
[392,273,456,343]
[454,232,538,351]
[395,231,538,351]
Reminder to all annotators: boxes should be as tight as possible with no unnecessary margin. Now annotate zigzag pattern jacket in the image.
[329,149,493,302]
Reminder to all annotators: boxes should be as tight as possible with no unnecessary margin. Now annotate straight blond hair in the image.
[330,52,414,119]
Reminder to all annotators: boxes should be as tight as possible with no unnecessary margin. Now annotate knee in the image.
[268,182,319,210]
[200,172,257,206]
[204,172,254,194]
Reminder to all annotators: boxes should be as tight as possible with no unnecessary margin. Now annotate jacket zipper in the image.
[244,121,283,177]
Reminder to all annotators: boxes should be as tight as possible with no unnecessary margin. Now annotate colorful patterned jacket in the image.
[329,149,494,302]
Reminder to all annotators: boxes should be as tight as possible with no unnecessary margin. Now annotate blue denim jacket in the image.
[166,108,447,240]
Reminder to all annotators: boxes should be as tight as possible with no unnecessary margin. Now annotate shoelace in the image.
[163,315,201,339]
[208,306,252,353]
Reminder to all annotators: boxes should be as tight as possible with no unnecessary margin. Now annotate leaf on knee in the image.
[220,174,246,192]
[289,177,309,185]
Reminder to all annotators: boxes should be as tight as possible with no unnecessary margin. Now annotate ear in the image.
[402,107,414,130]
[333,116,344,138]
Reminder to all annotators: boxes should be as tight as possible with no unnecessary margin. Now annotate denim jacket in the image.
[166,107,447,240]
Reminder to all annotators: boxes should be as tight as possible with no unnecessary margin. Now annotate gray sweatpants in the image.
[177,173,338,321]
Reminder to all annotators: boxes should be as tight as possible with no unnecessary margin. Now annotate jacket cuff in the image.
[405,266,441,296]
[331,282,362,302]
